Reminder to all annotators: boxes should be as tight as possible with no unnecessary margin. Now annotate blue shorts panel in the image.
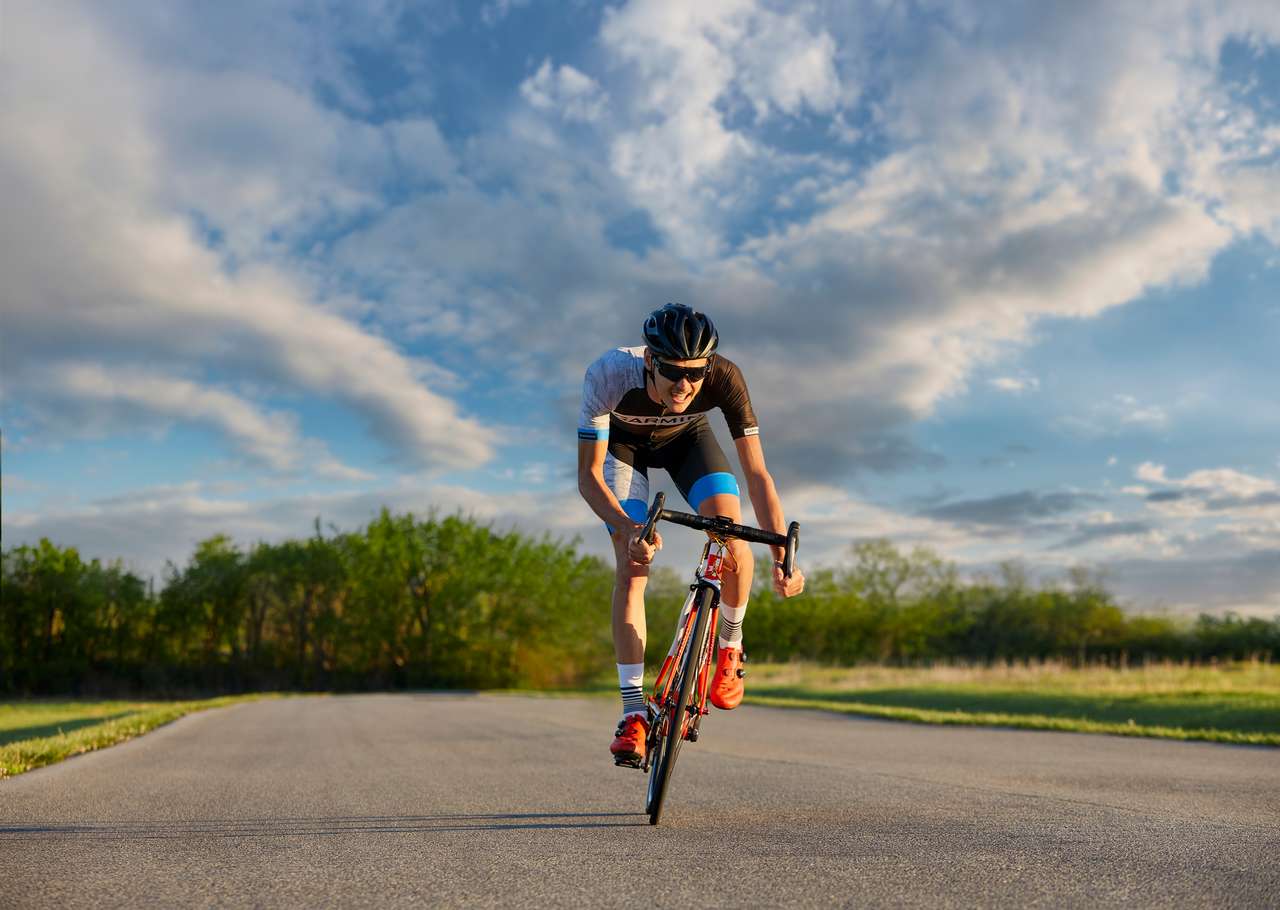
[687,471,740,512]
[605,497,651,535]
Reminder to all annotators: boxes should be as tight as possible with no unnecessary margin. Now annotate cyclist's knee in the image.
[725,537,753,574]
[614,554,650,584]
[728,536,752,562]
[696,491,741,521]
[612,534,649,576]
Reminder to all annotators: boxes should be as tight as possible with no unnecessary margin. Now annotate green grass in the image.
[742,661,1280,746]
[0,695,276,779]
[520,660,1280,746]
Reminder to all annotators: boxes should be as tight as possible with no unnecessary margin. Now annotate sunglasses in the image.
[654,357,712,383]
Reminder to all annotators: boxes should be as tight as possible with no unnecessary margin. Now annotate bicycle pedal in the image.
[614,756,643,769]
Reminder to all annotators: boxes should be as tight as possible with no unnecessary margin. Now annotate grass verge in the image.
[743,695,1278,745]
[0,695,277,779]
[515,661,1280,746]
[743,661,1280,746]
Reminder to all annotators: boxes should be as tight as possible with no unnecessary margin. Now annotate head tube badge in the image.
[704,552,723,581]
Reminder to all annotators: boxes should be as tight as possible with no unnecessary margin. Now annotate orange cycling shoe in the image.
[710,647,746,710]
[610,714,648,765]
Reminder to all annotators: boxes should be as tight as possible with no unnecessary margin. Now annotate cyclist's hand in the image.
[773,561,805,598]
[628,527,661,564]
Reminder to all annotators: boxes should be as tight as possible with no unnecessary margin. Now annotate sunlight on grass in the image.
[0,695,278,779]
[744,695,1280,745]
[741,660,1280,745]
[747,658,1280,696]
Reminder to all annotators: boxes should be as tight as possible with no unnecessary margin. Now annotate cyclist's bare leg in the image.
[697,493,754,610]
[608,531,650,758]
[610,529,648,664]
[698,492,751,709]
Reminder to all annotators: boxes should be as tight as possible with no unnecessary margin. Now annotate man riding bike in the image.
[576,303,806,765]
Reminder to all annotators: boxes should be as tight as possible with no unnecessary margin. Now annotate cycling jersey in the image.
[577,347,759,446]
[578,347,758,530]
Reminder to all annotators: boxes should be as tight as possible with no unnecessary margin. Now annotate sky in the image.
[2,0,1278,616]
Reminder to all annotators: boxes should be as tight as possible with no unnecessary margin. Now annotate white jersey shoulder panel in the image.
[577,347,646,440]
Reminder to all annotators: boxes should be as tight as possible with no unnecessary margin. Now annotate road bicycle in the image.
[627,492,799,825]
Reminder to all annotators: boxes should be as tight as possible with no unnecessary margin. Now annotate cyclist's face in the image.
[646,351,709,412]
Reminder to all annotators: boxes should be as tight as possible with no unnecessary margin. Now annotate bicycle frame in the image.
[645,537,729,751]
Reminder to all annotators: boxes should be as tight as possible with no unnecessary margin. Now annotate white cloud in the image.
[990,375,1040,393]
[521,60,608,123]
[733,11,841,119]
[1099,548,1280,616]
[387,118,458,187]
[0,475,42,495]
[600,0,843,256]
[1136,462,1170,484]
[1217,164,1280,245]
[1057,394,1174,438]
[1115,395,1169,428]
[1182,467,1279,499]
[779,482,1277,615]
[315,460,378,483]
[481,0,532,27]
[0,2,493,472]
[1120,464,1280,583]
[23,364,381,482]
[1136,461,1280,501]
[49,364,305,473]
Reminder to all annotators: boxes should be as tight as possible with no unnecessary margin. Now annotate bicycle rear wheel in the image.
[646,587,713,826]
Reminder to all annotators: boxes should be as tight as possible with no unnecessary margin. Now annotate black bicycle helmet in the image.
[642,303,718,360]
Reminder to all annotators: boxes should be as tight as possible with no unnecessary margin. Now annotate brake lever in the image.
[641,492,665,545]
[782,521,800,579]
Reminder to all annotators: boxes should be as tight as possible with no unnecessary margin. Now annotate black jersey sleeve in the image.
[711,356,759,439]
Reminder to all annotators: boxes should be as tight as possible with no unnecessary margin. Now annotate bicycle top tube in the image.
[640,492,800,577]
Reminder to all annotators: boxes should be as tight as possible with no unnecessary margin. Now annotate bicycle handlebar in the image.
[640,491,800,578]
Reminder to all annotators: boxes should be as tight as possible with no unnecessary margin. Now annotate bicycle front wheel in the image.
[647,587,713,826]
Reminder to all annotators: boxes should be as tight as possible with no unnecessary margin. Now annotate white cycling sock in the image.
[718,600,747,651]
[617,662,646,720]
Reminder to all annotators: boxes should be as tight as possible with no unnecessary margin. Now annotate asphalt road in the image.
[1,694,1277,908]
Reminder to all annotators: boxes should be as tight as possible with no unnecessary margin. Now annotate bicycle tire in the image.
[647,586,713,825]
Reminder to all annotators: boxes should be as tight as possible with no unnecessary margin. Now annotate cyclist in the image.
[577,302,806,765]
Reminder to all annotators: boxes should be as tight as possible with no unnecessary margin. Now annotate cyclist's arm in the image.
[577,439,637,532]
[734,434,788,563]
[577,352,637,532]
